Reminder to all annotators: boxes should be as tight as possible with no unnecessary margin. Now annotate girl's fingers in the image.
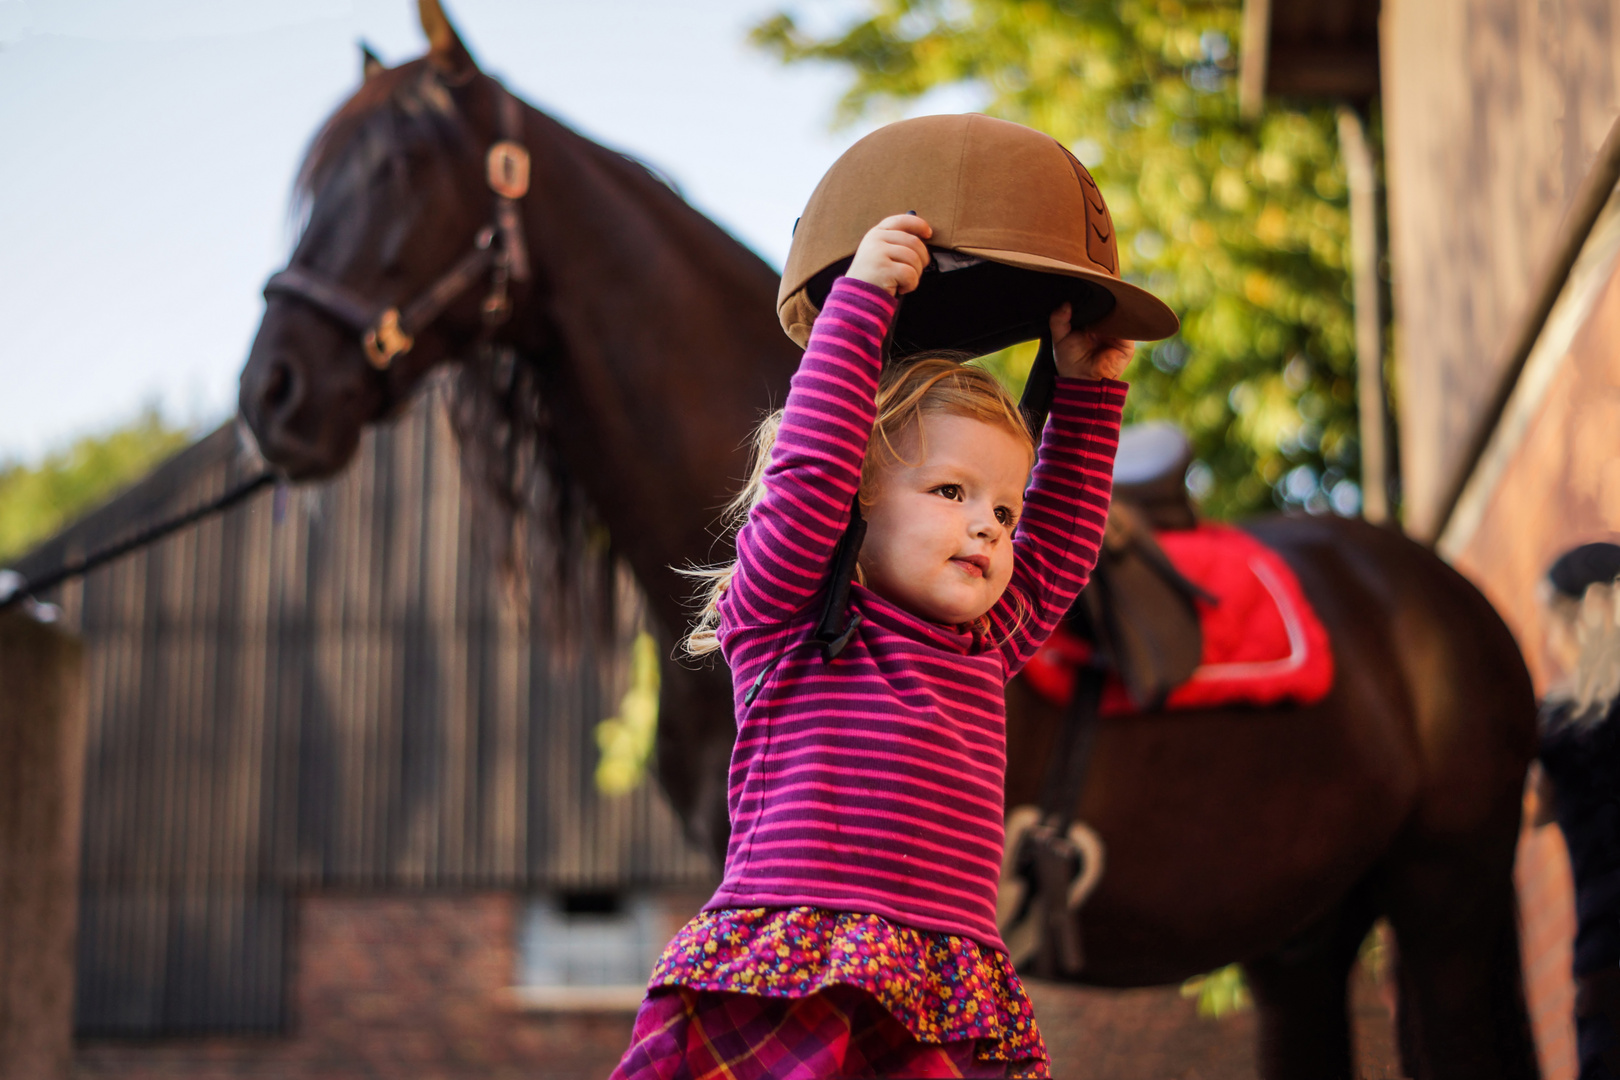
[878,213,933,239]
[882,237,930,270]
[1091,335,1130,359]
[1051,321,1135,379]
[848,215,933,293]
[874,229,930,255]
[1049,302,1074,340]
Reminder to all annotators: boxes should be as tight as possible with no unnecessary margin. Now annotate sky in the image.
[0,0,982,462]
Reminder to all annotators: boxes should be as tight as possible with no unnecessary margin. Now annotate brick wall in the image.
[75,893,638,1080]
[73,890,1400,1079]
[1440,254,1620,1080]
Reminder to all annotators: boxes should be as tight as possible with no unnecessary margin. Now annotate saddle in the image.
[999,425,1333,977]
[1074,421,1209,709]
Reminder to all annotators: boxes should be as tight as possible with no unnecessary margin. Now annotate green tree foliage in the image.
[753,0,1363,519]
[0,409,191,563]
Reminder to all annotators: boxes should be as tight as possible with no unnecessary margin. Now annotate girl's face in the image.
[859,411,1033,627]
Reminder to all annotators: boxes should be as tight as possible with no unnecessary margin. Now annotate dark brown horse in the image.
[238,11,1539,1079]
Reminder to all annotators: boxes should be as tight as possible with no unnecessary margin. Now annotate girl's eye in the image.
[995,507,1015,526]
[935,484,962,501]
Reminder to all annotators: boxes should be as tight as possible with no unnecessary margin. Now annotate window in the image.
[511,891,666,1010]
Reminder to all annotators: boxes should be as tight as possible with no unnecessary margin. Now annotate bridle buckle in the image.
[266,80,530,381]
[487,141,530,199]
[363,308,414,370]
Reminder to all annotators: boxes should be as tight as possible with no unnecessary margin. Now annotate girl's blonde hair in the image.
[683,355,1035,657]
[1545,580,1620,728]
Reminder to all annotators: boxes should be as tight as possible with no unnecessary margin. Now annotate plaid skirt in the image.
[612,906,1049,1079]
[609,985,1023,1080]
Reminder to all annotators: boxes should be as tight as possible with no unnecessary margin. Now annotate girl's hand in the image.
[848,214,933,296]
[1050,302,1134,381]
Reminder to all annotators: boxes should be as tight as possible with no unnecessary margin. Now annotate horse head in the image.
[237,1,800,862]
[240,2,533,479]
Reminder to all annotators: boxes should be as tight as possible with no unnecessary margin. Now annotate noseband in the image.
[263,79,532,372]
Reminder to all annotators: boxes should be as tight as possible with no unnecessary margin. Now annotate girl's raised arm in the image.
[718,215,926,637]
[719,278,898,633]
[986,376,1126,675]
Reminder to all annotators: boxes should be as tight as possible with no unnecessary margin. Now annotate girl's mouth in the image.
[952,555,989,577]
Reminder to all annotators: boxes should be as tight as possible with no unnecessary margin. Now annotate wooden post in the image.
[1338,105,1393,526]
[0,610,87,1079]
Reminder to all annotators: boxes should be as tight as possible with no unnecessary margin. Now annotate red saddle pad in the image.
[1023,523,1334,714]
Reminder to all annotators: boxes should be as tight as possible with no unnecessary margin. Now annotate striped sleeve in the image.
[988,376,1126,675]
[720,277,897,631]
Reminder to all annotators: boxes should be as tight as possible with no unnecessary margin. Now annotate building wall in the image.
[1428,163,1620,1080]
[1444,236,1620,685]
[1381,9,1620,1076]
[74,893,647,1080]
[72,891,1402,1080]
[1382,0,1620,538]
[14,385,711,1036]
[1445,247,1620,1080]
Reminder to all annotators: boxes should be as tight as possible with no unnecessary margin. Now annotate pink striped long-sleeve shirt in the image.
[709,277,1125,950]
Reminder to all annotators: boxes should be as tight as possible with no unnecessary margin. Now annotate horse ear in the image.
[417,0,478,81]
[360,41,386,82]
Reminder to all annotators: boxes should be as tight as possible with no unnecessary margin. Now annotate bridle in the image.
[263,78,532,373]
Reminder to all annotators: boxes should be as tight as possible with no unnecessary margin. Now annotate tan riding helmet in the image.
[779,113,1179,355]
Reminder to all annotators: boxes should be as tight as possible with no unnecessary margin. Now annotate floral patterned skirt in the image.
[642,906,1049,1077]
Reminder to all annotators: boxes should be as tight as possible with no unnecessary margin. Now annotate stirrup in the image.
[998,807,1107,974]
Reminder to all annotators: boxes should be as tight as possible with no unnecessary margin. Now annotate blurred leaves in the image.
[595,631,662,794]
[754,0,1365,518]
[0,408,191,563]
[1178,923,1389,1022]
[1180,962,1253,1018]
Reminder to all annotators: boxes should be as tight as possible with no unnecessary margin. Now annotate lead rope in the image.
[0,470,277,615]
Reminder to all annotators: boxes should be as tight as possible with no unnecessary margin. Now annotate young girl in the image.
[612,214,1133,1079]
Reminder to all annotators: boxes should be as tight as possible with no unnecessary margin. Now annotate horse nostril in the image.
[263,358,299,416]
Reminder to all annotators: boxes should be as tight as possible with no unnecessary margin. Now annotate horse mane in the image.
[296,59,473,204]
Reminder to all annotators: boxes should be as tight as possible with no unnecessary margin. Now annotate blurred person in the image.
[1536,542,1620,1080]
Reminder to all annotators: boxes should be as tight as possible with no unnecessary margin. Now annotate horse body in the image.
[1005,515,1537,1075]
[510,104,796,853]
[1010,514,1529,1075]
[238,13,1539,1078]
[1020,514,1525,986]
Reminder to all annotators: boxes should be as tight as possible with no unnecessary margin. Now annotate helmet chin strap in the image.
[1019,331,1059,440]
[813,502,867,660]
